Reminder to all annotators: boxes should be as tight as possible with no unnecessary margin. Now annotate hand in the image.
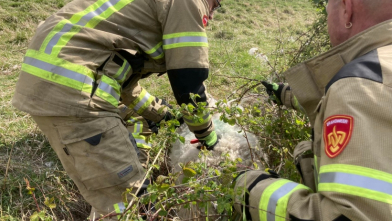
[261,81,285,105]
[195,131,218,151]
[159,98,185,126]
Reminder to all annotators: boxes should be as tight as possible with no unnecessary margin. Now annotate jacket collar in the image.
[285,19,392,126]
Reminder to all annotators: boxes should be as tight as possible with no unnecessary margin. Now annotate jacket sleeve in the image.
[120,73,168,123]
[155,0,215,139]
[280,85,305,113]
[234,77,392,221]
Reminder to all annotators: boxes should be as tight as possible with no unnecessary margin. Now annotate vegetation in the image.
[0,0,329,220]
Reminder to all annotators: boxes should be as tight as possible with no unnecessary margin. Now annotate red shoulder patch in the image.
[202,15,208,27]
[323,115,354,158]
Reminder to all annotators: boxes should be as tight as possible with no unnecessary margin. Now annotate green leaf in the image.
[30,212,40,221]
[157,183,170,192]
[228,118,236,126]
[44,197,56,209]
[158,210,168,216]
[183,167,197,177]
[179,136,185,144]
[156,175,168,184]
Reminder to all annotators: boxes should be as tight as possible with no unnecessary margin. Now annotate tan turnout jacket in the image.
[13,0,213,136]
[235,20,392,221]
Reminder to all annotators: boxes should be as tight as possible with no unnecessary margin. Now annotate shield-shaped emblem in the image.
[323,115,354,158]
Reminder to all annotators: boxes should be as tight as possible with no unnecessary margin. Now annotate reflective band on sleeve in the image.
[41,0,134,56]
[145,42,164,59]
[94,75,121,106]
[133,134,151,149]
[113,202,126,219]
[183,113,211,126]
[22,50,94,94]
[319,164,392,204]
[128,89,155,114]
[259,180,310,221]
[162,32,208,50]
[134,121,143,134]
[114,61,130,83]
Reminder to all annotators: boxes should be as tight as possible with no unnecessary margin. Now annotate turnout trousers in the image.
[32,115,146,220]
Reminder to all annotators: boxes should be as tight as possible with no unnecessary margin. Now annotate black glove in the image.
[159,98,184,125]
[145,119,159,134]
[261,81,286,105]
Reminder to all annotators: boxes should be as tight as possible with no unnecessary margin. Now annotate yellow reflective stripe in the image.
[183,113,211,126]
[128,89,155,114]
[319,183,392,204]
[22,50,94,94]
[133,134,151,149]
[259,180,309,221]
[113,60,130,83]
[163,32,208,50]
[41,0,134,56]
[133,120,143,134]
[113,202,125,219]
[320,164,392,184]
[259,179,291,221]
[95,75,120,106]
[25,49,94,79]
[319,164,392,204]
[163,32,207,39]
[163,42,208,50]
[22,63,93,94]
[274,185,310,221]
[145,42,164,59]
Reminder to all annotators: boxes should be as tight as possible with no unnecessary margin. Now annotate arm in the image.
[121,73,169,123]
[234,77,392,220]
[157,0,217,146]
[261,81,304,113]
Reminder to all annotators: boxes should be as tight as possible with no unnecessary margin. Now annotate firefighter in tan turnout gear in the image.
[12,0,222,219]
[234,0,392,220]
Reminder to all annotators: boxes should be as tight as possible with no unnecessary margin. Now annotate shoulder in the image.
[326,49,383,93]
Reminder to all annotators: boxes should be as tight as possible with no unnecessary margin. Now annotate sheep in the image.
[168,95,267,220]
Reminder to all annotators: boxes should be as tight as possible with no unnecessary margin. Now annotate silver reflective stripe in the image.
[116,62,130,82]
[163,36,208,45]
[45,0,121,54]
[149,47,163,58]
[45,23,74,54]
[183,113,210,124]
[98,81,120,100]
[320,172,392,195]
[136,138,150,146]
[117,202,126,213]
[24,56,94,85]
[135,122,142,133]
[267,182,298,221]
[133,92,151,111]
[76,0,121,26]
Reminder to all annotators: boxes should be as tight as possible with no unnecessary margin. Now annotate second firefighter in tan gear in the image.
[233,6,392,221]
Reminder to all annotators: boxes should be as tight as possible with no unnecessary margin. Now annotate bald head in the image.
[327,0,392,46]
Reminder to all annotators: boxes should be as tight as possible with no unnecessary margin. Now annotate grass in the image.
[0,0,320,220]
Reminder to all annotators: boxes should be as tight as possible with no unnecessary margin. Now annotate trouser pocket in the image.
[55,117,143,190]
[294,141,316,192]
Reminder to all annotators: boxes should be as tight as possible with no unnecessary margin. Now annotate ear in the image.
[341,0,353,24]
